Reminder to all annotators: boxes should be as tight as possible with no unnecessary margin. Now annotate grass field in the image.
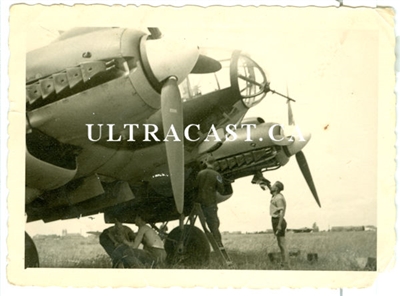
[31,230,377,270]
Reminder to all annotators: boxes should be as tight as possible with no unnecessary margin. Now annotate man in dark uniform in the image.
[196,155,225,245]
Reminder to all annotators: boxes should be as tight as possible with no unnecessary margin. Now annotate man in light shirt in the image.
[129,214,167,266]
[260,180,289,269]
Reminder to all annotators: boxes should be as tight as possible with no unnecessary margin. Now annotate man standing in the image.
[196,155,225,245]
[260,180,289,269]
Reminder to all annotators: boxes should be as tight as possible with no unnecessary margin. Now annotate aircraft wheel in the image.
[25,232,39,268]
[165,225,210,268]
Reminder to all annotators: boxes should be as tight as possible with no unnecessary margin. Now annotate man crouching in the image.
[100,216,166,268]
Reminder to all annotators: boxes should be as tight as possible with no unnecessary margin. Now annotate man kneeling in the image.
[100,216,166,268]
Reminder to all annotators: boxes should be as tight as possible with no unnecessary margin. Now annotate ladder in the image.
[187,203,233,267]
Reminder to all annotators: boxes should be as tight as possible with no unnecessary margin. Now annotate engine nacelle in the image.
[26,148,77,203]
[25,128,79,203]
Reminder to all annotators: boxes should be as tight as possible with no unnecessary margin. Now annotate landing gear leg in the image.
[177,214,185,255]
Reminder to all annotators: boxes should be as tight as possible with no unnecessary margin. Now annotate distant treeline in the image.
[331,226,377,232]
[222,225,377,235]
[33,225,377,239]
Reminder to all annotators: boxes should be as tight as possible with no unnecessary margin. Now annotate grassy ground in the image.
[216,231,377,270]
[33,235,113,268]
[32,230,377,270]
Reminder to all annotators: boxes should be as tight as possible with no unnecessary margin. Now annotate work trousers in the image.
[201,204,222,244]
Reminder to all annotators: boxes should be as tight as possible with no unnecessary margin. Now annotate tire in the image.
[164,225,210,268]
[25,232,39,268]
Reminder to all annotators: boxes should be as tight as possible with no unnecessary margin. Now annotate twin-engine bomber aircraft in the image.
[25,27,320,267]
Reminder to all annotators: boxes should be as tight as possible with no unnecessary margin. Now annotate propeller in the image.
[286,88,320,207]
[287,93,320,207]
[140,33,222,214]
[271,85,321,207]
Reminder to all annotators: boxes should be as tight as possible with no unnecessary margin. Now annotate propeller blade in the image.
[295,151,321,207]
[286,86,295,126]
[191,54,222,74]
[161,77,185,214]
[147,27,162,40]
[287,100,295,126]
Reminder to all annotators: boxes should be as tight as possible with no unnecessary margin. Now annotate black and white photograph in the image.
[3,1,398,291]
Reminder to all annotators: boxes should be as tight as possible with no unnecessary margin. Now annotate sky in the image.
[19,5,393,237]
